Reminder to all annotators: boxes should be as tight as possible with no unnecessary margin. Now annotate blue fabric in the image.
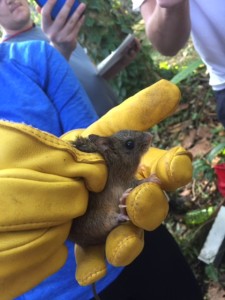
[214,88,225,127]
[15,241,123,300]
[4,26,119,117]
[0,40,98,136]
[0,41,123,299]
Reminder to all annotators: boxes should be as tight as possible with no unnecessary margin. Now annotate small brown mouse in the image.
[69,130,159,247]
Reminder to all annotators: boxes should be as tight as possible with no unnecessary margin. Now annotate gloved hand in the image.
[0,120,109,299]
[0,79,192,299]
[61,79,193,285]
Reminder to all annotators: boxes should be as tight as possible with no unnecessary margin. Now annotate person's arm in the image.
[39,0,86,60]
[140,0,191,56]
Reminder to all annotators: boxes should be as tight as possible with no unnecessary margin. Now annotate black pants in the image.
[214,88,225,127]
[95,225,203,300]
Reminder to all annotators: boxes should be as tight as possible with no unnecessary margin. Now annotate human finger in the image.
[41,0,58,29]
[53,0,86,29]
[61,9,85,41]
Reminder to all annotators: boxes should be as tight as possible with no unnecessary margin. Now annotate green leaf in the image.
[207,143,225,162]
[170,59,203,84]
[205,264,219,282]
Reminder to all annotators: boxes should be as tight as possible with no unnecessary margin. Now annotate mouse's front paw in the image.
[117,213,130,223]
[118,187,133,219]
[141,173,161,185]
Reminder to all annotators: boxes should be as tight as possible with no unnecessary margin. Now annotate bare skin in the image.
[0,0,32,34]
[140,0,191,56]
[69,130,160,247]
[38,0,86,59]
[0,0,84,60]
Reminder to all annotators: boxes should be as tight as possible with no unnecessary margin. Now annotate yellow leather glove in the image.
[0,79,192,299]
[61,79,193,285]
[0,121,107,299]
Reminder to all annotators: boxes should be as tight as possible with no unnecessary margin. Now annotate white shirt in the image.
[190,0,225,90]
[132,0,225,91]
[132,0,144,10]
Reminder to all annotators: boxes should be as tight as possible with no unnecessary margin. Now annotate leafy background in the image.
[2,0,225,298]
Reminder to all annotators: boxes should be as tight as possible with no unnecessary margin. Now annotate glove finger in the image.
[126,182,169,231]
[137,146,193,191]
[75,244,107,286]
[105,223,144,267]
[82,80,180,137]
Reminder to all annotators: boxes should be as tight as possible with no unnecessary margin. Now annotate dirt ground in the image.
[153,71,225,299]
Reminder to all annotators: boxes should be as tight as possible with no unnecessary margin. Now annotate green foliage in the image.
[79,0,157,101]
[207,142,225,163]
[80,0,135,61]
[23,0,157,101]
[193,158,215,181]
[205,264,219,282]
[171,58,203,84]
[184,206,216,226]
[28,0,41,25]
[192,142,225,186]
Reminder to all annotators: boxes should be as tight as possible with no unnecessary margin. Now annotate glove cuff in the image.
[0,121,107,297]
[0,223,70,299]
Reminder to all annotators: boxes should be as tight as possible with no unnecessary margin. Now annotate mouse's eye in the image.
[125,139,135,149]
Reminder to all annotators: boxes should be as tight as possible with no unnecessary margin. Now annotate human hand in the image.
[39,0,86,60]
[62,79,193,285]
[0,80,192,298]
[102,37,141,80]
[0,121,107,299]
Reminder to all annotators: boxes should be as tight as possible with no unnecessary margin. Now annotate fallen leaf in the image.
[174,103,189,113]
[168,120,191,133]
[181,129,196,149]
[189,138,212,157]
[197,125,213,139]
[207,283,225,300]
[179,187,192,197]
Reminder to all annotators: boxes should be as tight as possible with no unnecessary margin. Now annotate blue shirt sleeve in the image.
[2,41,98,136]
[36,42,99,131]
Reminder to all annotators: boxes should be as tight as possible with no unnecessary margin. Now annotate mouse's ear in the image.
[88,134,99,143]
[89,135,110,152]
[72,136,97,153]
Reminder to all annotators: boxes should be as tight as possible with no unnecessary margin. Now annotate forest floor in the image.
[152,47,225,299]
